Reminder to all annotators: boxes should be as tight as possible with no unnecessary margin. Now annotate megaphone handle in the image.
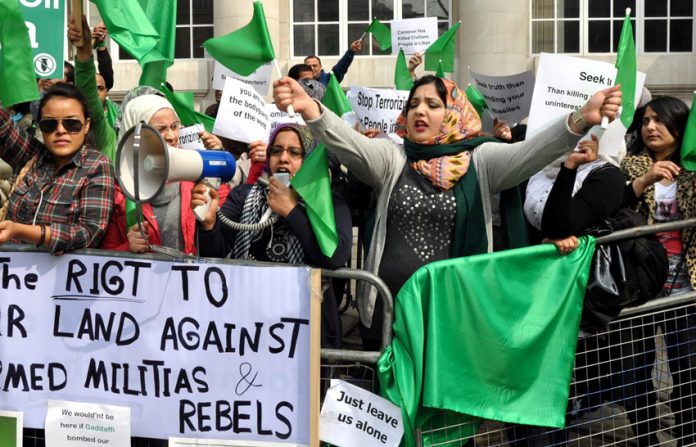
[194,187,212,222]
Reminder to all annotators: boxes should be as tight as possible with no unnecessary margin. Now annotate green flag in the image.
[322,73,353,118]
[366,18,391,51]
[680,91,696,171]
[138,0,177,87]
[378,237,595,446]
[466,84,488,118]
[425,21,461,73]
[614,11,637,128]
[290,144,338,258]
[159,84,216,133]
[90,0,166,62]
[0,0,39,107]
[203,1,275,76]
[394,48,414,91]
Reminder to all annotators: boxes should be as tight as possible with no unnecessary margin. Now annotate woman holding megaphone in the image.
[100,92,230,254]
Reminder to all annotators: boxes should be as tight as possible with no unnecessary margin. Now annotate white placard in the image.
[267,103,305,134]
[0,410,23,447]
[179,124,205,150]
[0,252,313,444]
[470,70,536,124]
[214,77,271,144]
[169,437,297,446]
[527,53,646,137]
[347,86,408,143]
[212,61,273,97]
[45,400,130,447]
[319,379,403,447]
[390,17,438,55]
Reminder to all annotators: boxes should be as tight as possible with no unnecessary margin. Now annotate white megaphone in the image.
[115,122,236,228]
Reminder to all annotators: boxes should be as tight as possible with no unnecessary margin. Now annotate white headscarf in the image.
[120,94,178,141]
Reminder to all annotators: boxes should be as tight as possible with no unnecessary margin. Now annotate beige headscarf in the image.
[120,94,179,142]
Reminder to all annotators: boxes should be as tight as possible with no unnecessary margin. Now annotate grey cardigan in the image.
[307,106,583,327]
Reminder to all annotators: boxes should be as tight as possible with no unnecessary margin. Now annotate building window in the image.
[530,0,694,54]
[292,0,451,57]
[118,0,213,60]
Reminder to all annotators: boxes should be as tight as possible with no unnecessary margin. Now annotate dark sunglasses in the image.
[268,145,304,159]
[38,118,84,134]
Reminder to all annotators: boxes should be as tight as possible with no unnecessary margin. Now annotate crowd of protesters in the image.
[3,13,696,447]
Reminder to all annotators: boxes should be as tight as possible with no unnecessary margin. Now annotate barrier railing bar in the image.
[594,218,696,244]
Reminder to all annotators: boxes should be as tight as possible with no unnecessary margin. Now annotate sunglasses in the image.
[38,118,84,134]
[268,145,304,159]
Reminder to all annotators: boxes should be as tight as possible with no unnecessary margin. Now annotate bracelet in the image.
[37,225,46,247]
[570,109,591,133]
[94,40,106,49]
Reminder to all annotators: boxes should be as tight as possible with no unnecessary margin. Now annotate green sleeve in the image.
[74,57,116,162]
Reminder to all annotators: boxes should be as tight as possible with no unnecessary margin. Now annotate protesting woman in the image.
[273,74,621,349]
[0,83,114,254]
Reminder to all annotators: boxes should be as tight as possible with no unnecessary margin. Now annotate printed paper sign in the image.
[471,70,535,124]
[320,379,403,447]
[347,86,408,143]
[0,252,313,444]
[45,401,130,447]
[390,17,438,55]
[179,124,205,149]
[267,103,305,134]
[214,77,271,144]
[527,53,646,137]
[212,61,273,97]
[0,410,22,447]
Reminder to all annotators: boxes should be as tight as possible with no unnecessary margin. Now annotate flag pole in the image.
[273,59,296,117]
[601,7,631,129]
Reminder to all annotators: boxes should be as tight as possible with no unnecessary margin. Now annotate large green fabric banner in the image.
[379,237,595,446]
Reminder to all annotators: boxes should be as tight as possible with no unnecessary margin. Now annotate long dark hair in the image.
[38,82,91,121]
[630,96,689,164]
[402,75,447,117]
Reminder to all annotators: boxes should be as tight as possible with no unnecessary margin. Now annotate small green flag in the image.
[366,18,391,51]
[290,144,338,258]
[379,237,596,446]
[466,84,488,118]
[159,84,216,134]
[435,59,445,78]
[394,48,414,91]
[614,10,637,129]
[90,0,165,63]
[203,1,275,76]
[0,0,40,107]
[138,0,177,87]
[425,21,461,74]
[680,91,696,171]
[322,73,353,119]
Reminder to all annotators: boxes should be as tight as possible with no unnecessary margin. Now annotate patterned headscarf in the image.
[395,78,482,145]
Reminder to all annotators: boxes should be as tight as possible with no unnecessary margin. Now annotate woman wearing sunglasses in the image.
[0,83,115,253]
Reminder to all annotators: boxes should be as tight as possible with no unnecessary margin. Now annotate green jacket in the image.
[75,57,116,162]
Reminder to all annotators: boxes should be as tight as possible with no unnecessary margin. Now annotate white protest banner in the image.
[45,400,130,447]
[169,437,290,446]
[179,124,205,150]
[0,410,22,447]
[320,379,403,447]
[390,17,438,55]
[527,53,646,137]
[0,251,318,445]
[347,86,408,143]
[212,61,273,97]
[214,77,271,144]
[471,70,535,124]
[267,103,305,134]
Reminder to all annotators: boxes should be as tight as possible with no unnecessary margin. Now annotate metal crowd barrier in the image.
[416,219,696,446]
[6,245,394,447]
